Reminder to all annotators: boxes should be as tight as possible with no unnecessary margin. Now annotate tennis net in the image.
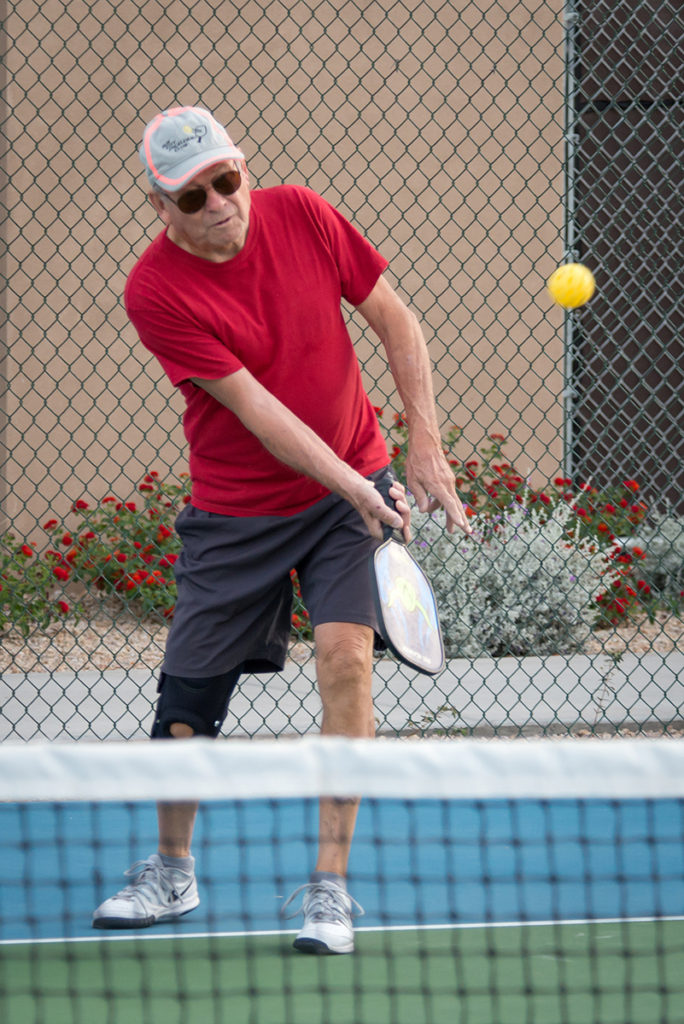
[1,735,683,1024]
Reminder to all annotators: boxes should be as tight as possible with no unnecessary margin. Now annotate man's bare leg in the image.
[92,721,200,929]
[157,721,199,856]
[313,621,375,875]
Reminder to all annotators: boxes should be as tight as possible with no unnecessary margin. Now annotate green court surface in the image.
[3,919,682,1024]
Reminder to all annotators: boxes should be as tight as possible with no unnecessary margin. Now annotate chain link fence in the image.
[1,0,682,743]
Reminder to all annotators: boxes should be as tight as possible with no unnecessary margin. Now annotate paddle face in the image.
[371,530,445,676]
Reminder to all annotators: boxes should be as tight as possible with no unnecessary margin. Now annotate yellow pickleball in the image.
[547,263,596,309]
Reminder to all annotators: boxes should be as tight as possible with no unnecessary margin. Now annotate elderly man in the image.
[92,106,470,953]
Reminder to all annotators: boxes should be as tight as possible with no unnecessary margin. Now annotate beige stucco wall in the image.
[1,0,565,538]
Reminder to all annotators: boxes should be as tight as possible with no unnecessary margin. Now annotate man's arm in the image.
[190,368,408,540]
[357,274,472,535]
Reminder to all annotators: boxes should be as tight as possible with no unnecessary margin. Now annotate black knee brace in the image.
[150,667,242,739]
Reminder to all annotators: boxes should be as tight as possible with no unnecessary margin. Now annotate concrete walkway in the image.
[1,649,682,743]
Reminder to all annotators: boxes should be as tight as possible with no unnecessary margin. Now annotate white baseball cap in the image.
[139,106,245,192]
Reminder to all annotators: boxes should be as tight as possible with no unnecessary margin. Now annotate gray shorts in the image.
[162,466,395,678]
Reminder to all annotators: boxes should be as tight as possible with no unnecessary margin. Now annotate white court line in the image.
[3,915,683,947]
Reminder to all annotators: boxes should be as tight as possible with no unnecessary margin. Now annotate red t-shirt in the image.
[126,185,390,516]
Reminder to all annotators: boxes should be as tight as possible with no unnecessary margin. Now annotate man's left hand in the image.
[406,447,473,536]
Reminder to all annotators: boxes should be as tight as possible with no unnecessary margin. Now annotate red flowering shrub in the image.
[0,473,192,633]
[593,545,660,627]
[0,532,70,635]
[290,569,312,640]
[2,472,316,639]
[379,413,667,626]
[40,472,192,620]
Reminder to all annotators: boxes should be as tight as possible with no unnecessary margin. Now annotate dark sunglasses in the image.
[165,169,242,214]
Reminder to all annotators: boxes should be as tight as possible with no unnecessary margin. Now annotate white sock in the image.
[159,852,194,873]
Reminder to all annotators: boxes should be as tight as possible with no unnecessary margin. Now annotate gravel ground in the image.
[584,609,684,656]
[0,597,681,675]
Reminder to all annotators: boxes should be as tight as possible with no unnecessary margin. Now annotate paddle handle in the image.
[381,523,404,544]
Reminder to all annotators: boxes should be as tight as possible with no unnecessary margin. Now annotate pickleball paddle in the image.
[370,525,445,676]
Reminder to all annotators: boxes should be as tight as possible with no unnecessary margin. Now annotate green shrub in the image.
[410,501,622,658]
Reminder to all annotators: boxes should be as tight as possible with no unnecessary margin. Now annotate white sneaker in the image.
[281,878,363,954]
[92,853,199,929]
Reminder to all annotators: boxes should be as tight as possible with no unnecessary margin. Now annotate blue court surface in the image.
[2,795,683,942]
[2,795,684,1024]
